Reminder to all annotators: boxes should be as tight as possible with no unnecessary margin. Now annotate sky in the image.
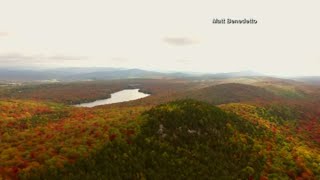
[0,0,319,76]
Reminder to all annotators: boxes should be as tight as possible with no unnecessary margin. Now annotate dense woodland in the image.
[1,77,320,179]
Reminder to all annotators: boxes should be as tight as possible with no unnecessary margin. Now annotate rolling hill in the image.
[182,83,278,105]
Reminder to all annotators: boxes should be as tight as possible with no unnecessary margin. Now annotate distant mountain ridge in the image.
[200,70,264,79]
[293,76,320,85]
[0,67,309,83]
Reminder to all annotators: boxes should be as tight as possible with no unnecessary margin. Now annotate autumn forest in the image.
[0,76,320,179]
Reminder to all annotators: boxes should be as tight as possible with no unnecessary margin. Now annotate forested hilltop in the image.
[26,100,312,180]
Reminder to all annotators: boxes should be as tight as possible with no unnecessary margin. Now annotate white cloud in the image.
[0,53,87,66]
[0,32,9,37]
[163,37,198,46]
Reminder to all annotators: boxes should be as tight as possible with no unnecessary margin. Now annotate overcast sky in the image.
[0,0,319,76]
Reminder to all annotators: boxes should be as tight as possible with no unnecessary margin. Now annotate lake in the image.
[75,89,150,107]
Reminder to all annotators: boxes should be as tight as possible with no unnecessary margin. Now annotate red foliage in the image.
[0,99,146,178]
[109,134,117,141]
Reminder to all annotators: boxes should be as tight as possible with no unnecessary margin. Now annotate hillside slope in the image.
[182,83,277,105]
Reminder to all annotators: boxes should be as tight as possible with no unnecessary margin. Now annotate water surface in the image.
[75,89,150,107]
